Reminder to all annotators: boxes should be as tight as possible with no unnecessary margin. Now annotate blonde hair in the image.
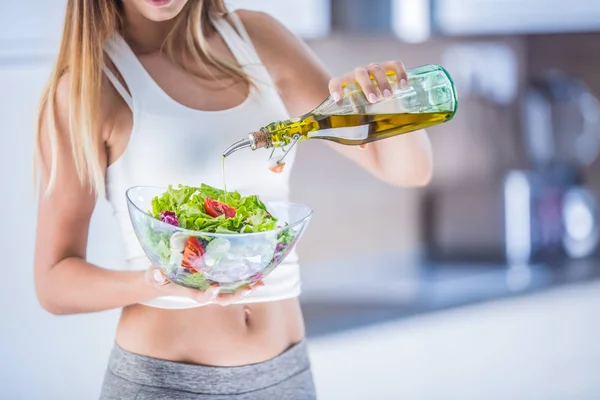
[35,0,251,198]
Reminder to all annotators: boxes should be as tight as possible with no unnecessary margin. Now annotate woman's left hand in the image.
[328,60,408,103]
[328,61,409,149]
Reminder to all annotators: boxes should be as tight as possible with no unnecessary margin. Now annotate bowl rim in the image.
[125,185,313,237]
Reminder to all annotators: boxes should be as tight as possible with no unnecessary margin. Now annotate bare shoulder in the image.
[236,10,328,89]
[235,9,289,41]
[36,69,125,191]
[234,10,307,78]
[47,71,122,145]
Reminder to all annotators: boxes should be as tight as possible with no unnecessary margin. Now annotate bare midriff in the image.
[115,297,305,366]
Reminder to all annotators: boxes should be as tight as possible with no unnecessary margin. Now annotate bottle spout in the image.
[222,135,255,158]
[222,130,271,157]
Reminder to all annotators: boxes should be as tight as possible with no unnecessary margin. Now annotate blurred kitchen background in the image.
[2,0,600,399]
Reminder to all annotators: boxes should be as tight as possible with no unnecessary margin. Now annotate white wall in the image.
[0,2,122,398]
[0,63,124,398]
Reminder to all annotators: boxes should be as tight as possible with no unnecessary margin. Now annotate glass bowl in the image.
[126,186,312,293]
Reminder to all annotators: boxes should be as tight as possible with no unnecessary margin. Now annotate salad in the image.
[140,184,296,292]
[151,184,280,234]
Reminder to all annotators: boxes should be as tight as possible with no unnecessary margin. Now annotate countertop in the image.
[298,255,600,337]
[306,279,600,399]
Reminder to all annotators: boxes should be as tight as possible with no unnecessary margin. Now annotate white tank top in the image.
[103,13,300,309]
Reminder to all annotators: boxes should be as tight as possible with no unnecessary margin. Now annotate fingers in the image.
[382,60,408,88]
[354,66,378,103]
[328,72,354,102]
[329,60,407,104]
[368,63,393,99]
[145,266,218,303]
[146,266,170,288]
[167,281,220,305]
[213,280,265,306]
[356,64,384,150]
[146,265,265,306]
[192,284,220,304]
[329,62,404,105]
[213,288,251,306]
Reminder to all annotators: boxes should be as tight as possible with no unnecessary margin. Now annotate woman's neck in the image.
[121,4,181,54]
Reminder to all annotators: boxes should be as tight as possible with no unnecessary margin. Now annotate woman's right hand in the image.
[144,266,264,306]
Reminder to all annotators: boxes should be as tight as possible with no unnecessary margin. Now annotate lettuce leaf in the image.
[150,184,280,233]
[142,222,171,263]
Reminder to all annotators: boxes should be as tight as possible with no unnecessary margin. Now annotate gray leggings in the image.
[99,340,316,399]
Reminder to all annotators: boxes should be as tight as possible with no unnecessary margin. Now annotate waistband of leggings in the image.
[108,339,310,395]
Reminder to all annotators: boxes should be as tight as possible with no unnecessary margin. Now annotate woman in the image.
[33,0,432,398]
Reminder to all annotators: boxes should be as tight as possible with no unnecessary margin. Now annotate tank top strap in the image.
[226,12,258,59]
[102,66,133,110]
[211,12,278,91]
[211,12,261,66]
[104,34,152,109]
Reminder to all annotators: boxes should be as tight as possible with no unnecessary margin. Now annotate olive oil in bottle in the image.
[222,64,458,163]
[253,111,454,148]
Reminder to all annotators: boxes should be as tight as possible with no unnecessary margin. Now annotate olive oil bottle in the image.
[223,64,458,157]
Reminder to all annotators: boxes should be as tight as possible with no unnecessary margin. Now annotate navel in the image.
[243,305,251,326]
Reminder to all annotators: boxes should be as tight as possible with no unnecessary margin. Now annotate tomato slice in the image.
[181,237,205,270]
[204,197,236,218]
